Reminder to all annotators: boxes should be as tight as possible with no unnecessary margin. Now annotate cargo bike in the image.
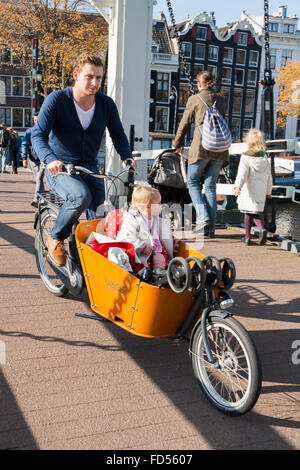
[34,164,262,416]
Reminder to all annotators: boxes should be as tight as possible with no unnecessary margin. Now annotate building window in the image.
[236,49,246,65]
[0,48,11,64]
[24,77,31,97]
[249,50,259,67]
[208,45,218,61]
[221,87,230,114]
[178,85,190,108]
[245,89,255,115]
[0,107,11,126]
[24,108,32,128]
[232,88,243,114]
[207,65,217,82]
[283,24,294,34]
[281,50,293,67]
[234,69,244,86]
[193,63,204,79]
[247,70,257,87]
[155,107,169,132]
[195,43,205,60]
[180,62,191,78]
[223,48,233,64]
[0,76,11,96]
[244,119,253,131]
[12,77,23,96]
[156,72,169,102]
[232,118,241,141]
[269,49,277,69]
[221,68,232,85]
[13,108,23,127]
[269,23,278,32]
[196,27,206,40]
[238,32,248,46]
[181,42,192,58]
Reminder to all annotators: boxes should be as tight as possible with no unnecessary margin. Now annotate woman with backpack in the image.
[173,70,230,238]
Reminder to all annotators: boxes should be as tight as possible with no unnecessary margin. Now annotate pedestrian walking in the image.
[234,129,273,245]
[0,122,10,173]
[31,52,136,267]
[7,128,19,174]
[21,113,45,207]
[173,70,229,238]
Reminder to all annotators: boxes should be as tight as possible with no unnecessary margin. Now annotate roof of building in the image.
[153,14,174,54]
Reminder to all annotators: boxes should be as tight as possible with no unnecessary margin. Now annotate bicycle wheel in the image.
[35,208,69,297]
[191,316,261,416]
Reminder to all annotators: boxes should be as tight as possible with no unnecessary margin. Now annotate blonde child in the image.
[116,185,179,268]
[234,129,272,245]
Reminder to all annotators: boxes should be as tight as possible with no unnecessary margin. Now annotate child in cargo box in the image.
[116,185,180,269]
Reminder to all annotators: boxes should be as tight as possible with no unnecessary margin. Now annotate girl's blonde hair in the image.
[244,129,266,152]
[131,185,161,208]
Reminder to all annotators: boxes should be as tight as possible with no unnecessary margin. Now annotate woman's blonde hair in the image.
[131,185,161,208]
[244,129,266,152]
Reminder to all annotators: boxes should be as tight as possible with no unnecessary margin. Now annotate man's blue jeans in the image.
[187,159,224,232]
[45,167,105,240]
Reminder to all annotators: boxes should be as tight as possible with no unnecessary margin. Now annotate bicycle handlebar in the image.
[57,161,135,179]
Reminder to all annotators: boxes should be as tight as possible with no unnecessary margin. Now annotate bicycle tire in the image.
[35,208,69,297]
[191,316,261,416]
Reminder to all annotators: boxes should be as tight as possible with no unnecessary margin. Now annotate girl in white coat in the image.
[116,185,179,268]
[234,129,272,245]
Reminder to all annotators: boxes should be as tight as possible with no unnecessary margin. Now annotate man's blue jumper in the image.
[31,87,132,166]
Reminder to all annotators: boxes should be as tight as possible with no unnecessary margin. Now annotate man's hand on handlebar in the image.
[122,158,137,170]
[47,160,64,175]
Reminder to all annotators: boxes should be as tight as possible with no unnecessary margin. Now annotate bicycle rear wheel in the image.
[35,208,68,296]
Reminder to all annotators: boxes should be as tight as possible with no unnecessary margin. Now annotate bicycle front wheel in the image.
[191,316,261,416]
[35,208,69,297]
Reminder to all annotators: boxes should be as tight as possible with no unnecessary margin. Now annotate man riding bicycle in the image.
[32,52,136,267]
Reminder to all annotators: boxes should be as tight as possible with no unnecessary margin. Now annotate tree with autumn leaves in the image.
[276,60,300,127]
[0,0,108,97]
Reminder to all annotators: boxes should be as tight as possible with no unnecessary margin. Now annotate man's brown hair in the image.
[73,52,104,72]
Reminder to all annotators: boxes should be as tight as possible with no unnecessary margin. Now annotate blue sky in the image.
[153,1,300,26]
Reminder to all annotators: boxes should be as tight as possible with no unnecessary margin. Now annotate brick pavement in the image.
[0,170,299,450]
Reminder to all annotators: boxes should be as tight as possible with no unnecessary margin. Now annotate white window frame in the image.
[12,107,24,127]
[223,47,233,64]
[208,45,218,62]
[12,76,24,97]
[221,68,232,85]
[232,118,241,141]
[182,42,192,59]
[247,70,257,87]
[244,118,253,131]
[283,24,294,34]
[234,68,244,86]
[196,26,206,40]
[156,72,170,103]
[269,23,278,32]
[232,88,243,115]
[155,106,169,132]
[249,50,259,67]
[237,32,248,46]
[221,86,230,114]
[0,107,12,126]
[245,89,255,116]
[236,49,246,65]
[194,43,205,60]
[0,75,11,96]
